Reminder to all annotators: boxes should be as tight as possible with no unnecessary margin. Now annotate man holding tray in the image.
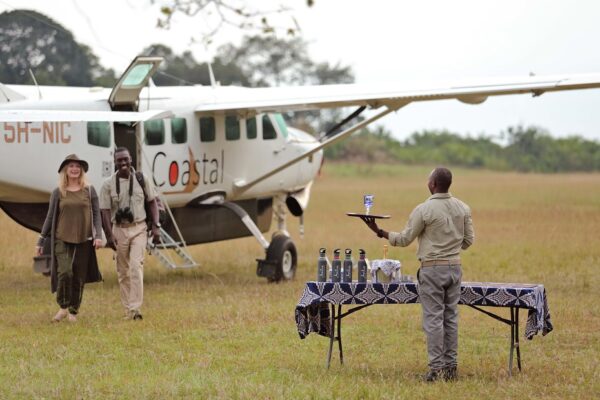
[361,167,474,382]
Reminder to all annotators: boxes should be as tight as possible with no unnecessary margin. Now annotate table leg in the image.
[337,305,344,365]
[508,307,514,376]
[323,304,370,368]
[515,307,522,371]
[508,307,523,376]
[326,303,336,369]
[468,304,524,377]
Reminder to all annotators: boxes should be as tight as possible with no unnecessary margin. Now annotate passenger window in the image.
[262,115,276,140]
[87,121,110,147]
[171,117,187,144]
[145,119,165,145]
[246,117,257,139]
[200,117,215,142]
[225,116,240,141]
[87,122,111,148]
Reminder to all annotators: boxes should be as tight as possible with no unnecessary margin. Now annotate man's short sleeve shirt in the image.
[99,171,156,223]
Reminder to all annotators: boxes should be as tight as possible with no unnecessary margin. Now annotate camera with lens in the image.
[115,207,134,224]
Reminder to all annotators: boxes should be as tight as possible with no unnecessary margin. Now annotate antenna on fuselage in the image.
[207,62,218,88]
[28,68,42,100]
[144,78,155,111]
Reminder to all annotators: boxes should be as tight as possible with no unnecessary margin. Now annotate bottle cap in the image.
[333,248,341,258]
[319,248,326,256]
[345,248,352,257]
[359,249,366,258]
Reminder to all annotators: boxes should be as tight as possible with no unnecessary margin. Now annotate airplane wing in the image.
[0,109,173,122]
[223,72,600,192]
[194,73,600,114]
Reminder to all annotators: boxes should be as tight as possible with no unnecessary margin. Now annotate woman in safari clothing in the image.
[36,154,103,322]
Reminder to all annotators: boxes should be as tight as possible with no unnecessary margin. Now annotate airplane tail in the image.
[0,83,26,103]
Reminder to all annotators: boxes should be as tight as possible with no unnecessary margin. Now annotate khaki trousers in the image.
[114,222,147,313]
[417,264,462,370]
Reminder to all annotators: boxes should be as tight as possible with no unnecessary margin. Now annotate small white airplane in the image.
[2,56,600,281]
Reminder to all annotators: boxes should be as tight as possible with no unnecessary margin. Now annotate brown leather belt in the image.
[420,259,461,267]
[115,221,146,228]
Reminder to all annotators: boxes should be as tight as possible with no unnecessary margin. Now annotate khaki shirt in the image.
[388,193,474,262]
[99,171,156,224]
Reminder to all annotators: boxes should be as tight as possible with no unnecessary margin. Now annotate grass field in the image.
[1,163,599,399]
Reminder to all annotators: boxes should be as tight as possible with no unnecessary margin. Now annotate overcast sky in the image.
[3,0,600,142]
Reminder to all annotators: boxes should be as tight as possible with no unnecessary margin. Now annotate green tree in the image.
[142,44,250,86]
[396,130,505,169]
[325,124,600,173]
[504,126,555,172]
[324,126,401,162]
[0,9,115,86]
[216,35,313,87]
[504,125,600,172]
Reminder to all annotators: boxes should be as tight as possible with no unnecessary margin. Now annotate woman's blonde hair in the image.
[58,162,89,196]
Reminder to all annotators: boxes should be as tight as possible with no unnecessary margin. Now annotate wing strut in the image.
[217,202,270,249]
[318,106,366,141]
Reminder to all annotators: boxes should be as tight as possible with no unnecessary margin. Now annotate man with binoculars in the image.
[100,147,161,321]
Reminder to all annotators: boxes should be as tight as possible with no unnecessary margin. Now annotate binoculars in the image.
[115,207,134,224]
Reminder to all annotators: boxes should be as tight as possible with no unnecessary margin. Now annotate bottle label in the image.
[317,260,327,282]
[332,261,341,282]
[343,260,353,282]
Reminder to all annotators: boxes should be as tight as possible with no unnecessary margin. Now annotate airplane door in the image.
[108,56,162,111]
[113,122,139,170]
[109,56,162,170]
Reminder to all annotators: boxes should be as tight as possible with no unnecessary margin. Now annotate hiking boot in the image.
[443,366,458,382]
[423,369,443,382]
[52,308,68,323]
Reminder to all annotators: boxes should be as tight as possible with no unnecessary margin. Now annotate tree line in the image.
[325,125,600,173]
[1,10,599,173]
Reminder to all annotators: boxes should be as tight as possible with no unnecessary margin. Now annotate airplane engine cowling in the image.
[457,95,488,105]
[285,181,313,217]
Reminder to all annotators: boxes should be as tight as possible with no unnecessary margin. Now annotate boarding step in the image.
[154,241,185,249]
[148,228,199,270]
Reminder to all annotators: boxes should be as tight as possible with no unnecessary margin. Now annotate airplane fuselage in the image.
[0,84,323,244]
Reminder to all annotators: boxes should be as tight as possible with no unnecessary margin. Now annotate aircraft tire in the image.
[266,235,297,282]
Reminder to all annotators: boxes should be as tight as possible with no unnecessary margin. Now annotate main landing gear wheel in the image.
[266,235,297,282]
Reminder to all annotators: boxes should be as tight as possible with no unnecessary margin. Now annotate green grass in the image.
[1,163,599,399]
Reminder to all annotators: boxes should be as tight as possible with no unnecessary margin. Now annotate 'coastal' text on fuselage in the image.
[151,150,224,187]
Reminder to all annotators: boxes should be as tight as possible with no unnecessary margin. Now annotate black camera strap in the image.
[115,170,134,209]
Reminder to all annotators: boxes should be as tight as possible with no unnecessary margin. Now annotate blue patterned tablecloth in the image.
[295,281,552,340]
